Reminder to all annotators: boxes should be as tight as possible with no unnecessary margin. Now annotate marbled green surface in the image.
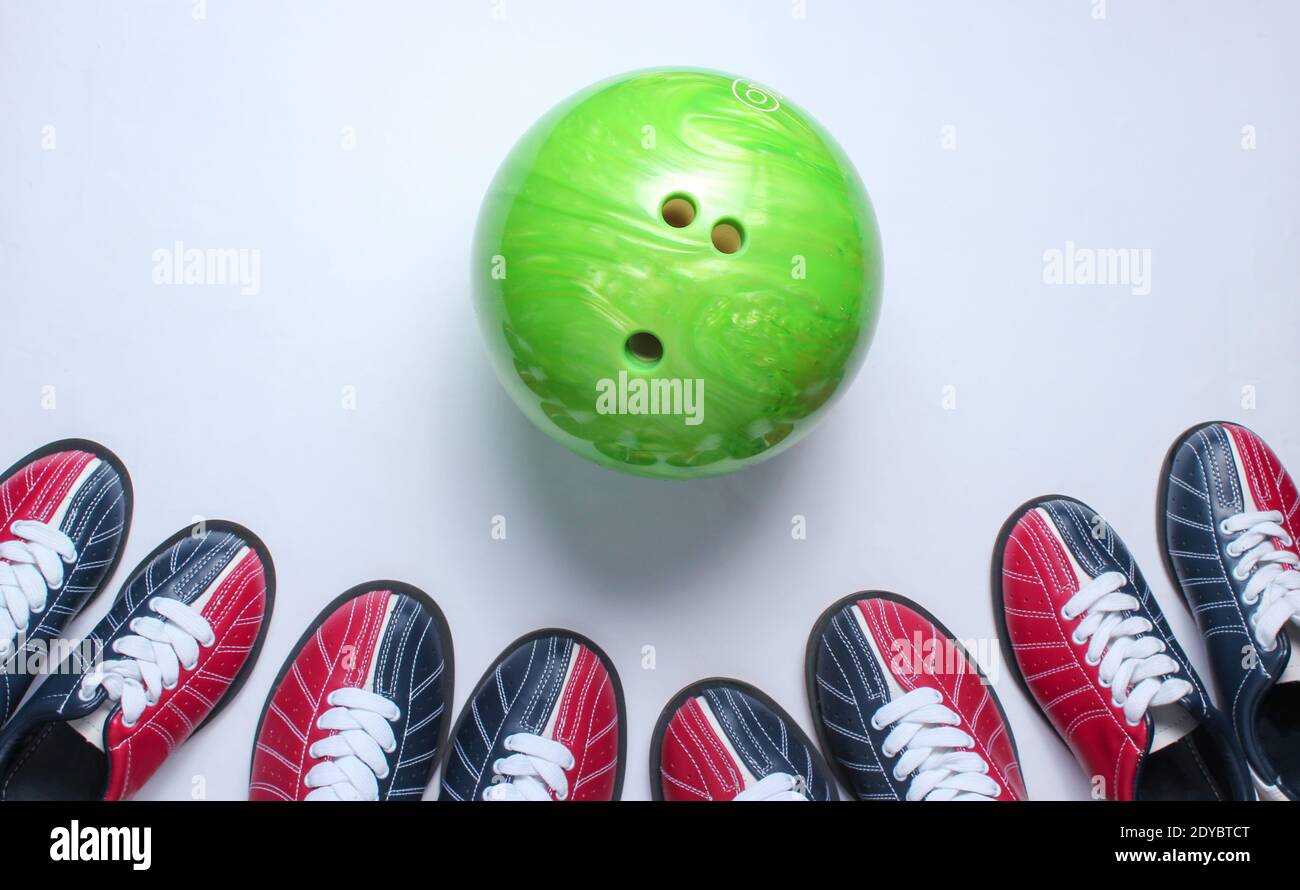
[474,68,882,479]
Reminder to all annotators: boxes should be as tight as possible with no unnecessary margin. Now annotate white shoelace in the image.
[1221,510,1300,651]
[872,686,1001,801]
[78,597,215,727]
[482,733,575,801]
[0,520,77,656]
[1062,571,1192,725]
[734,772,809,801]
[303,687,401,801]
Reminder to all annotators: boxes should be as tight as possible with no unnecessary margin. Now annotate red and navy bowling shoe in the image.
[249,582,452,801]
[0,439,132,726]
[0,521,273,799]
[651,678,836,801]
[807,591,1026,801]
[1161,421,1300,799]
[994,495,1251,800]
[440,630,625,801]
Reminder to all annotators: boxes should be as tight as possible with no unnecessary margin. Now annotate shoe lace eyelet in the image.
[1219,519,1232,535]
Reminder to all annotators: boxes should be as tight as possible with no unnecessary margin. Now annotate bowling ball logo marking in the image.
[732,79,781,113]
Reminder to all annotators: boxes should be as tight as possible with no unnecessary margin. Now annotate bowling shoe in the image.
[440,629,625,801]
[0,521,273,799]
[807,591,1026,801]
[1161,421,1300,799]
[651,678,836,801]
[249,581,453,801]
[0,439,132,726]
[994,495,1251,800]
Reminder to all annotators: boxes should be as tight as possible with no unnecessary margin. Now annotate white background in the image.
[1,0,1297,802]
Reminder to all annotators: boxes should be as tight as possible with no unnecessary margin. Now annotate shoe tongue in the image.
[1274,627,1300,685]
[1148,702,1199,752]
[68,702,113,752]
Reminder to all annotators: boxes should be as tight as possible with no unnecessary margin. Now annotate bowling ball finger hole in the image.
[711,220,745,254]
[625,332,664,366]
[661,196,697,228]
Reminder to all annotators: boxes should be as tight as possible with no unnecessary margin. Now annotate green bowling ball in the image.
[473,68,882,480]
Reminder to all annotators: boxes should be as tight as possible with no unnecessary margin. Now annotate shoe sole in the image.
[439,627,627,801]
[647,676,839,801]
[246,580,454,797]
[805,589,1023,799]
